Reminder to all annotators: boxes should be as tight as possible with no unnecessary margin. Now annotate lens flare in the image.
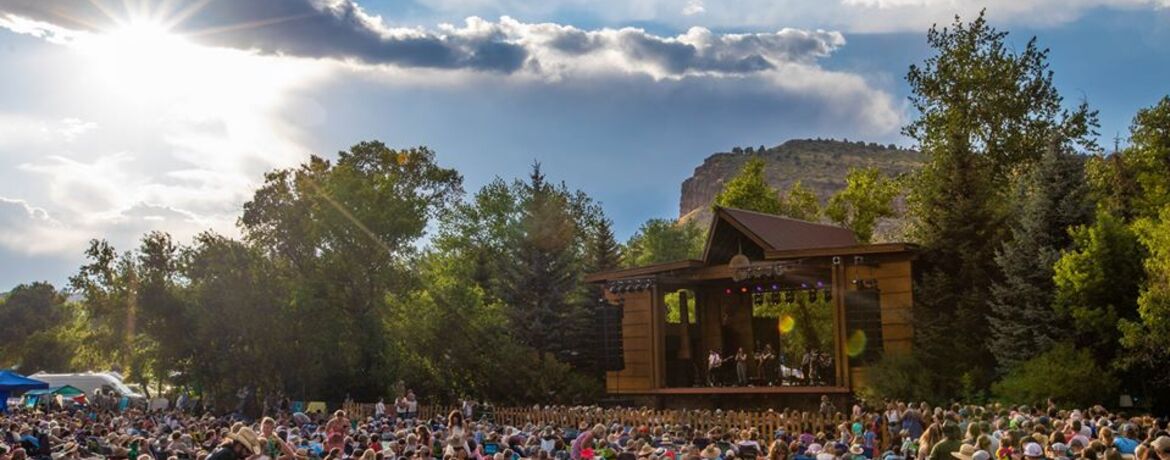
[846,330,868,357]
[778,314,795,334]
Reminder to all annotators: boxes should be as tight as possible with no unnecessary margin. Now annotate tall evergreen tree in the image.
[904,11,1098,392]
[498,164,587,362]
[584,217,622,274]
[988,146,1093,371]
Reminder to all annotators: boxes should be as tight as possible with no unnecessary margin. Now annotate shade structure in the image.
[0,370,49,413]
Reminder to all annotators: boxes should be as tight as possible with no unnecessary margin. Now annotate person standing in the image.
[375,398,386,421]
[735,348,749,386]
[707,350,723,387]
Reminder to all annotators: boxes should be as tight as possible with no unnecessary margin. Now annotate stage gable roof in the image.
[587,207,901,283]
[702,206,858,264]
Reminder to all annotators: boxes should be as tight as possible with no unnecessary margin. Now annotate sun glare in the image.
[71,15,324,120]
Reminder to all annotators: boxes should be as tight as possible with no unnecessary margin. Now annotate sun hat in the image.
[850,445,865,455]
[226,427,262,455]
[700,445,722,459]
[807,444,824,455]
[952,444,978,460]
[639,445,656,457]
[817,453,837,460]
[971,451,991,460]
[1023,443,1044,458]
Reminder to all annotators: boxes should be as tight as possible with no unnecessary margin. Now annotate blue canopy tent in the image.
[0,370,49,413]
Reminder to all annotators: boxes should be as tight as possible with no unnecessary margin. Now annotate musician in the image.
[802,350,816,385]
[707,350,722,386]
[735,347,748,385]
[754,344,775,381]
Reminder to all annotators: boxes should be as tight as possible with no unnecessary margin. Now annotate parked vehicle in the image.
[29,372,148,406]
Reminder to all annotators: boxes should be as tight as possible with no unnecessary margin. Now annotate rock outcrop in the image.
[679,139,923,227]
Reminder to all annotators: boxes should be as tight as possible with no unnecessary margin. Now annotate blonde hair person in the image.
[920,425,940,460]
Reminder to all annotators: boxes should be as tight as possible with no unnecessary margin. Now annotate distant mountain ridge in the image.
[679,138,923,226]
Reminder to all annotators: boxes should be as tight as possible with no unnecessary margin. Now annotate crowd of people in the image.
[1,396,1168,460]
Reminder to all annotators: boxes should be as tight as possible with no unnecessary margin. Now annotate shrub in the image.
[991,342,1118,407]
[856,352,943,403]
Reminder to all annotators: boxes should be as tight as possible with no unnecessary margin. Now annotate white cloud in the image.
[356,0,1170,33]
[683,0,706,16]
[57,118,96,142]
[0,197,87,255]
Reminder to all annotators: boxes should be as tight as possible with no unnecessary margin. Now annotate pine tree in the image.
[988,146,1093,371]
[585,217,622,274]
[498,164,585,363]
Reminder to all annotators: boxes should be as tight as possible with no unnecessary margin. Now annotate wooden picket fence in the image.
[344,403,850,437]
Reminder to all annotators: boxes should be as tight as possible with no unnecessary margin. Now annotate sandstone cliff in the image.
[679,139,923,226]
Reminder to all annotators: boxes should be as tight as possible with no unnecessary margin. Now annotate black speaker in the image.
[599,302,625,371]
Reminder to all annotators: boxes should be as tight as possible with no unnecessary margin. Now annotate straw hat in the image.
[225,427,262,455]
[701,445,722,459]
[639,445,656,457]
[952,444,978,460]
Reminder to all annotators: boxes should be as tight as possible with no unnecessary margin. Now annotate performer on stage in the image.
[735,347,748,385]
[754,344,774,381]
[707,350,723,387]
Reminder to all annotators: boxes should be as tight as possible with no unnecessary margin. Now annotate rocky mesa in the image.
[679,139,923,226]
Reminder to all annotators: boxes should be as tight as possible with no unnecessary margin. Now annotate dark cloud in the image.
[0,0,528,72]
[0,0,844,76]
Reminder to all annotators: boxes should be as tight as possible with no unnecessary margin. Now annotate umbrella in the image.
[0,370,49,413]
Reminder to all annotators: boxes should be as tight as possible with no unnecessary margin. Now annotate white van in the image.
[30,372,148,403]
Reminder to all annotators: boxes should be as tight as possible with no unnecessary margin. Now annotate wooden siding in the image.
[606,290,656,393]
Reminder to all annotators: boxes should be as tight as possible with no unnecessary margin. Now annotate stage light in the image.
[740,286,749,293]
[800,282,808,288]
[816,281,824,288]
[724,288,733,295]
[771,284,779,291]
[755,285,764,292]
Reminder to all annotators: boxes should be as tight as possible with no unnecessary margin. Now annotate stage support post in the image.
[678,290,692,360]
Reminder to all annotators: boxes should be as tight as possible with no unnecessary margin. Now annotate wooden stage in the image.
[646,385,850,395]
[615,386,853,410]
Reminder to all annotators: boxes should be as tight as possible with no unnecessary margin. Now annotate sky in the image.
[0,0,1168,290]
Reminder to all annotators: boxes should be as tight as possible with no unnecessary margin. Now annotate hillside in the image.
[679,138,923,226]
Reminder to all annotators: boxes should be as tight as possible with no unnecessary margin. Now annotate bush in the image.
[856,352,943,403]
[991,342,1118,407]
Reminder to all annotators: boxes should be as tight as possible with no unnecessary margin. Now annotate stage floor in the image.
[643,385,850,395]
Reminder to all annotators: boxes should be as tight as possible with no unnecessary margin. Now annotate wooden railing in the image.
[344,404,850,437]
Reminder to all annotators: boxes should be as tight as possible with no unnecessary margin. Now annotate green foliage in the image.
[904,11,1098,394]
[991,342,1118,407]
[714,156,783,214]
[622,219,705,267]
[1052,207,1145,365]
[497,164,591,363]
[826,167,901,243]
[664,291,695,324]
[1118,204,1170,387]
[780,180,821,221]
[1127,97,1170,218]
[988,147,1093,370]
[856,353,942,404]
[0,282,70,372]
